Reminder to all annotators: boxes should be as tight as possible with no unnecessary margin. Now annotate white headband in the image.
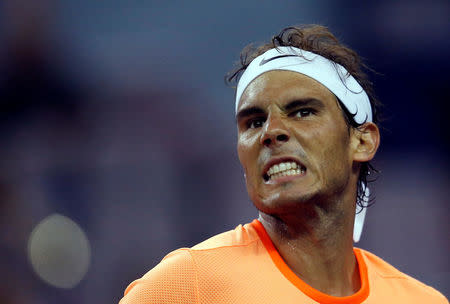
[235,46,371,242]
[235,46,372,124]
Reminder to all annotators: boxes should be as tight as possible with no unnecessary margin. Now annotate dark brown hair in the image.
[226,24,381,209]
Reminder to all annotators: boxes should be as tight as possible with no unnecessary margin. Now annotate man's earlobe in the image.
[352,122,380,162]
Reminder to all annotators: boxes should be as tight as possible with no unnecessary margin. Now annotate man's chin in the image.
[251,192,317,215]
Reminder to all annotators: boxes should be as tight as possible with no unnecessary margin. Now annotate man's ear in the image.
[351,122,380,162]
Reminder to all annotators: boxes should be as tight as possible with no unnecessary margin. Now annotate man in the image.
[120,25,447,303]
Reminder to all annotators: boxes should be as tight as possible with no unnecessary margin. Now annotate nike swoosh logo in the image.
[259,54,299,66]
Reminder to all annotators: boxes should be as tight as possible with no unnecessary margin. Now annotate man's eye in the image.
[293,108,314,118]
[247,118,265,129]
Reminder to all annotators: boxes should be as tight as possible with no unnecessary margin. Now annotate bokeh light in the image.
[27,213,91,289]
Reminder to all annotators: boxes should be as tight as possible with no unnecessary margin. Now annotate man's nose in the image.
[260,115,290,147]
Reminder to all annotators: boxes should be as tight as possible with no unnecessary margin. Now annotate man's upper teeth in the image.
[268,162,299,176]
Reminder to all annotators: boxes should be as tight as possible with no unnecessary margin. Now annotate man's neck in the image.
[258,205,360,297]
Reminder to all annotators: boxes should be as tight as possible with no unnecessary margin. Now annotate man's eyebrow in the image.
[236,98,324,121]
[283,98,325,111]
[236,107,265,122]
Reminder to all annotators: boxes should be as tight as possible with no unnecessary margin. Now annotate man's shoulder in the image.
[358,248,448,303]
[143,221,260,274]
[144,221,260,270]
[119,248,197,304]
[119,222,262,303]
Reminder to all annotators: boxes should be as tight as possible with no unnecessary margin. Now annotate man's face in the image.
[236,70,357,215]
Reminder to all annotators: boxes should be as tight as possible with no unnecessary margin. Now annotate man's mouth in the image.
[263,161,306,182]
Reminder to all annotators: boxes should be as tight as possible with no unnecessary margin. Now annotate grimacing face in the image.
[236,70,363,216]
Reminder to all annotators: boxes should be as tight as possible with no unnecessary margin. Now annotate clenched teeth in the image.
[268,162,298,175]
[270,168,303,180]
[266,161,306,180]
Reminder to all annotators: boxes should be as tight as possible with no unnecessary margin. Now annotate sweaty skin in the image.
[236,70,379,296]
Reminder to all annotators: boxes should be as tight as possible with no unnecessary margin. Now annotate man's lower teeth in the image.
[270,168,303,179]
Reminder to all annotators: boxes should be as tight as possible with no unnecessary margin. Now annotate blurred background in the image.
[0,0,449,303]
